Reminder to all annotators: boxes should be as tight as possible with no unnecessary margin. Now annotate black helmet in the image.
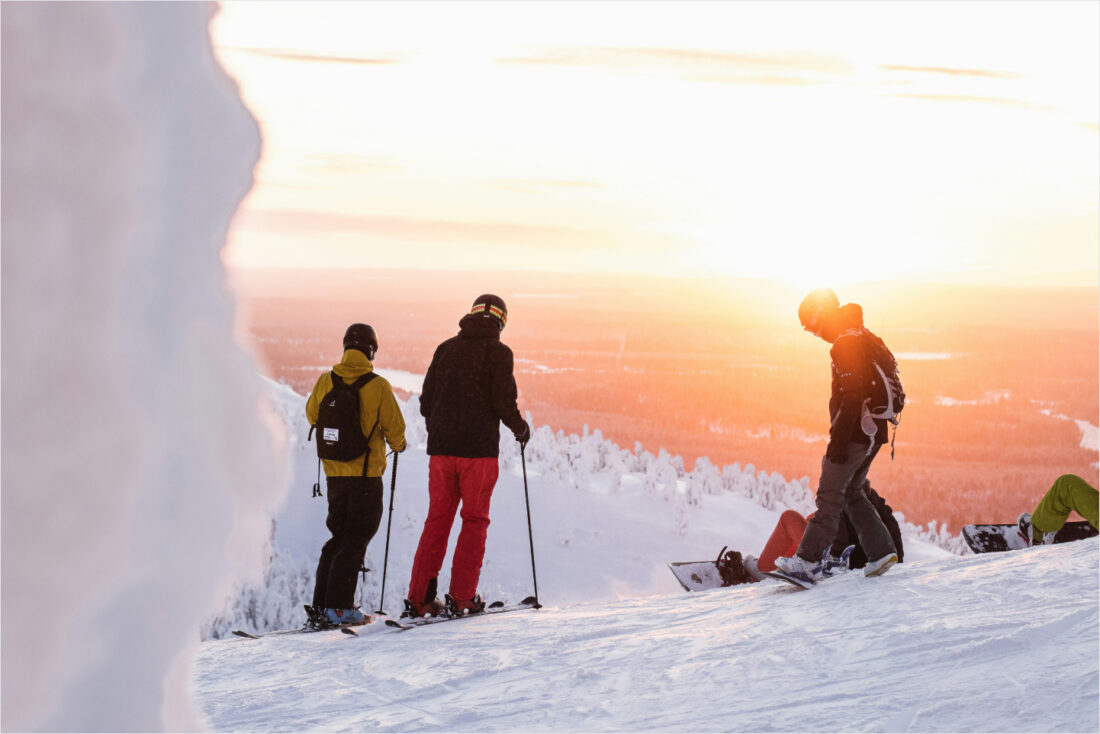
[469,294,507,331]
[798,288,839,332]
[343,323,378,359]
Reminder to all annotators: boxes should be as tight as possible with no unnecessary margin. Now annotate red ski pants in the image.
[758,510,809,572]
[407,455,499,603]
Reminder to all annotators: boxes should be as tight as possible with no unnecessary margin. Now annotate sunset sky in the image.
[211,1,1099,288]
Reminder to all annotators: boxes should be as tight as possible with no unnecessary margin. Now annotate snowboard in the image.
[762,569,816,590]
[962,520,1097,554]
[669,561,736,592]
[669,546,758,592]
[668,560,757,592]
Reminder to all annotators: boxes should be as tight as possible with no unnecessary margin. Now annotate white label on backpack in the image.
[323,428,339,442]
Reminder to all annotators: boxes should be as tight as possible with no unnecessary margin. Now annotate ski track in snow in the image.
[195,539,1099,732]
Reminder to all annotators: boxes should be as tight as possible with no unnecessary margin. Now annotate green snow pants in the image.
[1032,474,1099,534]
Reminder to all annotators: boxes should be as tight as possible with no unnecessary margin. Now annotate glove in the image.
[825,441,848,465]
[394,442,407,454]
[514,421,531,448]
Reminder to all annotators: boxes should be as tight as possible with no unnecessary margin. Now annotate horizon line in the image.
[223,264,1100,289]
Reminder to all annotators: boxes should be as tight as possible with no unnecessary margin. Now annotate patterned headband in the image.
[471,302,507,326]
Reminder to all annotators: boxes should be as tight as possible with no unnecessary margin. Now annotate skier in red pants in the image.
[405,294,530,617]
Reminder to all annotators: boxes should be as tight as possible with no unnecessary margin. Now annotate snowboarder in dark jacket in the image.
[774,289,899,585]
[405,294,531,617]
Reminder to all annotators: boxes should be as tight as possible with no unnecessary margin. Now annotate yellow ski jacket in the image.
[305,349,407,478]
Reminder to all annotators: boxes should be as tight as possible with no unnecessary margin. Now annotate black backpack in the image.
[311,371,377,462]
[860,329,906,424]
[842,327,906,459]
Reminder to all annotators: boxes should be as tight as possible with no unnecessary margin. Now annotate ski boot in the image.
[1017,512,1055,547]
[774,554,824,585]
[445,593,486,616]
[304,604,332,630]
[324,607,370,626]
[402,577,445,618]
[403,597,445,618]
[863,552,898,578]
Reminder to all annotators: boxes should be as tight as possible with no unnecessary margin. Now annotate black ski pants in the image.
[796,442,897,565]
[312,476,383,610]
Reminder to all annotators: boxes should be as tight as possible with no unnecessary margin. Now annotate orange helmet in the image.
[798,289,839,332]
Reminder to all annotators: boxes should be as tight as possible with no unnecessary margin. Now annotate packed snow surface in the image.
[193,380,1099,732]
[195,539,1098,732]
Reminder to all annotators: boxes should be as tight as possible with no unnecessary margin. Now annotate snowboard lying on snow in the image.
[668,560,736,592]
[962,520,1097,554]
[669,546,755,592]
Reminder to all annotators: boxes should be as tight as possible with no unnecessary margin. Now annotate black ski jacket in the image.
[420,314,527,458]
[828,304,890,451]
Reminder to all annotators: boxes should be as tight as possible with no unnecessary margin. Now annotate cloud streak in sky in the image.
[878,64,1025,80]
[498,46,852,86]
[236,208,637,252]
[217,46,400,66]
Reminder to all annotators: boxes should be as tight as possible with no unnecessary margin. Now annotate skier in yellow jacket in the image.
[305,323,406,626]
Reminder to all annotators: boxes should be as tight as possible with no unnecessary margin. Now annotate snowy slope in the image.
[195,537,1099,732]
[189,376,1100,733]
[204,376,958,638]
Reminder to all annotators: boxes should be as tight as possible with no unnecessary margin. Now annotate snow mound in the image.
[2,4,280,731]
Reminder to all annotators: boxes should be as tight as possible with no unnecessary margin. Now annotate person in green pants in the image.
[1018,474,1099,546]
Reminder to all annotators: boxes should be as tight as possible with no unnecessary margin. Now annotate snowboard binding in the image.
[714,546,754,586]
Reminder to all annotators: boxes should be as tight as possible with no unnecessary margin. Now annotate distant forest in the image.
[233,268,1099,533]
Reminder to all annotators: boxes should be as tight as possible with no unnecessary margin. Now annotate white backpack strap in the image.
[870,361,895,419]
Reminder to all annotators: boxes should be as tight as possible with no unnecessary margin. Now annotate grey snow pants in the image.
[796,442,897,565]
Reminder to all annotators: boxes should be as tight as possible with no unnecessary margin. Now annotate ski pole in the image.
[520,444,542,609]
[376,450,398,615]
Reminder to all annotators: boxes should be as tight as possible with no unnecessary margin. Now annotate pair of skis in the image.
[231,626,361,639]
[231,598,539,639]
[231,605,369,639]
[385,596,539,631]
